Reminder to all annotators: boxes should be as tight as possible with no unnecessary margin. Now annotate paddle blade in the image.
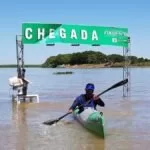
[43,112,71,126]
[110,78,128,89]
[43,119,58,125]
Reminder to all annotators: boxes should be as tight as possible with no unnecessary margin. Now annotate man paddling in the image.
[68,83,105,113]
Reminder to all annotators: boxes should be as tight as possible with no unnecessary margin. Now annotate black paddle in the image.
[43,78,128,125]
[96,78,128,97]
[43,112,72,125]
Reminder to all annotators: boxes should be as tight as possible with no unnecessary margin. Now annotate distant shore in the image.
[1,63,150,68]
[62,63,150,68]
[0,64,41,68]
[64,64,107,68]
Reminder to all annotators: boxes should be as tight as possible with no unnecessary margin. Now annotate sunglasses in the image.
[86,89,94,93]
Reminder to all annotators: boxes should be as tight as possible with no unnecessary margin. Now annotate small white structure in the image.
[9,76,23,88]
[16,94,39,104]
[9,76,39,104]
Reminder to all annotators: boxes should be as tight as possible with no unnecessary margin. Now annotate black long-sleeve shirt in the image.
[69,94,105,111]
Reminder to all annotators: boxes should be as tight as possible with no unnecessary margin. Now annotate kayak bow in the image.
[73,107,105,138]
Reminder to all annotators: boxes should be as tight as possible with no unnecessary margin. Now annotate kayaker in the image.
[68,83,105,113]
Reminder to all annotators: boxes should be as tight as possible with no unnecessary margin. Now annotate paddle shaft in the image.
[58,112,72,121]
[97,78,128,97]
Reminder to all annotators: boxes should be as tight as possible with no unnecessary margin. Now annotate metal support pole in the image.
[16,35,28,98]
[16,35,25,78]
[123,37,131,97]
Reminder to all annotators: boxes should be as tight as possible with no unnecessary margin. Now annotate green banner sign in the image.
[22,23,128,47]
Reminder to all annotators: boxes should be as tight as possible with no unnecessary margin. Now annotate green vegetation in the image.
[42,50,150,68]
[42,51,108,67]
[1,51,150,68]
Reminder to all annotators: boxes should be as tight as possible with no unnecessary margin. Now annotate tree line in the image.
[42,50,150,68]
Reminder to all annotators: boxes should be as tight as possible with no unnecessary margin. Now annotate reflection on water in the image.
[10,102,105,150]
[12,102,28,150]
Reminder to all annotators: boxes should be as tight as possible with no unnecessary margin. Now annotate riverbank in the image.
[1,63,150,68]
[64,63,150,68]
[64,64,107,68]
[0,64,41,68]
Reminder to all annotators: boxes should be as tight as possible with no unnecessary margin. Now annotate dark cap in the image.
[85,83,95,90]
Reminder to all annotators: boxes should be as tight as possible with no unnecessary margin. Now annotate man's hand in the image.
[68,109,73,113]
[93,94,100,101]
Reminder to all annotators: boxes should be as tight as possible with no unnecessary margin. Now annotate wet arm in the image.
[95,97,105,107]
[69,99,79,111]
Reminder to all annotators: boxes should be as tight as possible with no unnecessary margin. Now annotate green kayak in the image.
[73,107,105,138]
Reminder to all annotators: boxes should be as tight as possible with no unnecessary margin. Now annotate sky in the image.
[0,0,150,64]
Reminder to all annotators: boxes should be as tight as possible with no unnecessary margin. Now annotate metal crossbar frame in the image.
[16,35,131,97]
